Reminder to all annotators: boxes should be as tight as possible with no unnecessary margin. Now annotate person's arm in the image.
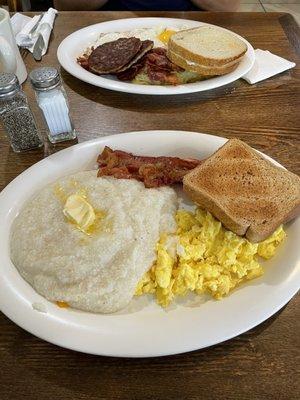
[53,0,108,10]
[191,0,240,11]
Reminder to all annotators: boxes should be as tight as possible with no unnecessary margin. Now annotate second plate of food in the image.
[0,131,299,357]
[57,17,255,95]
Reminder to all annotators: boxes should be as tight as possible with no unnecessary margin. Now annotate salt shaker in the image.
[29,67,76,144]
[0,73,43,152]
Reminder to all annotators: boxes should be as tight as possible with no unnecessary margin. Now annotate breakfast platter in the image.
[57,18,255,95]
[0,130,299,357]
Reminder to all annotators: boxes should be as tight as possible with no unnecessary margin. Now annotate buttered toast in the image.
[183,139,300,242]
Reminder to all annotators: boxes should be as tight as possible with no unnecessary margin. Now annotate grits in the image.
[10,171,177,313]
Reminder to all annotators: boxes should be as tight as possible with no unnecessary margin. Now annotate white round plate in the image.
[57,18,255,95]
[0,131,299,357]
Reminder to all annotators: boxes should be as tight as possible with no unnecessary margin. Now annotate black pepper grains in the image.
[0,73,43,152]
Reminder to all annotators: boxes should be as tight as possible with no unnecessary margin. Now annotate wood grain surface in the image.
[0,12,299,400]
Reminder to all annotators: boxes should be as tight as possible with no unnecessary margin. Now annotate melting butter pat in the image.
[63,194,95,232]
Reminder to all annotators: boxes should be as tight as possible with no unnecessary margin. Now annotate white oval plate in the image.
[57,17,255,95]
[0,131,299,357]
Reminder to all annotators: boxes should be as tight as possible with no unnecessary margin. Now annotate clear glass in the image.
[0,90,43,152]
[34,83,77,144]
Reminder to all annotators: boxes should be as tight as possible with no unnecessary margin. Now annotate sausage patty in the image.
[88,37,142,74]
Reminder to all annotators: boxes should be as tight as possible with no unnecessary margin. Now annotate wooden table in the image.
[1,12,299,400]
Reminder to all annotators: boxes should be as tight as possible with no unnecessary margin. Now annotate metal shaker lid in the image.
[0,73,20,97]
[29,67,61,91]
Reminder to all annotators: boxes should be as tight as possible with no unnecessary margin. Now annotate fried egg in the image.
[135,208,286,307]
[93,26,181,49]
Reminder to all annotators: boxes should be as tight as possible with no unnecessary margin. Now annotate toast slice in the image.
[183,139,300,242]
[168,26,248,68]
[167,49,242,76]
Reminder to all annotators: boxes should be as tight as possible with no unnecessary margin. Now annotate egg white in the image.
[93,26,182,49]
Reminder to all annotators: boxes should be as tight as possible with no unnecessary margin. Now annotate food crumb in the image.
[32,302,47,313]
[56,301,69,308]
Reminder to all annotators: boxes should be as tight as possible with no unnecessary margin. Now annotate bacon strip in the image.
[117,47,184,84]
[77,47,94,70]
[97,146,201,188]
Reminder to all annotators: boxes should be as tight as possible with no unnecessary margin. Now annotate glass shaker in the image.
[29,67,77,144]
[0,73,43,152]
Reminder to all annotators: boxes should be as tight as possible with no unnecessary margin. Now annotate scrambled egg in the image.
[135,208,286,307]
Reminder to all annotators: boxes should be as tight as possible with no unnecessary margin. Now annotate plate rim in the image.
[0,130,299,358]
[57,17,255,95]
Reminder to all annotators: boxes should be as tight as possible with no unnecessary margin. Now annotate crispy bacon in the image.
[116,58,145,81]
[146,68,180,85]
[77,47,94,70]
[117,47,184,84]
[146,48,182,72]
[77,55,89,70]
[97,146,201,188]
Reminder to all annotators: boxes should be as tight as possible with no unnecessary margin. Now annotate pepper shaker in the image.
[0,73,43,152]
[30,67,77,144]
